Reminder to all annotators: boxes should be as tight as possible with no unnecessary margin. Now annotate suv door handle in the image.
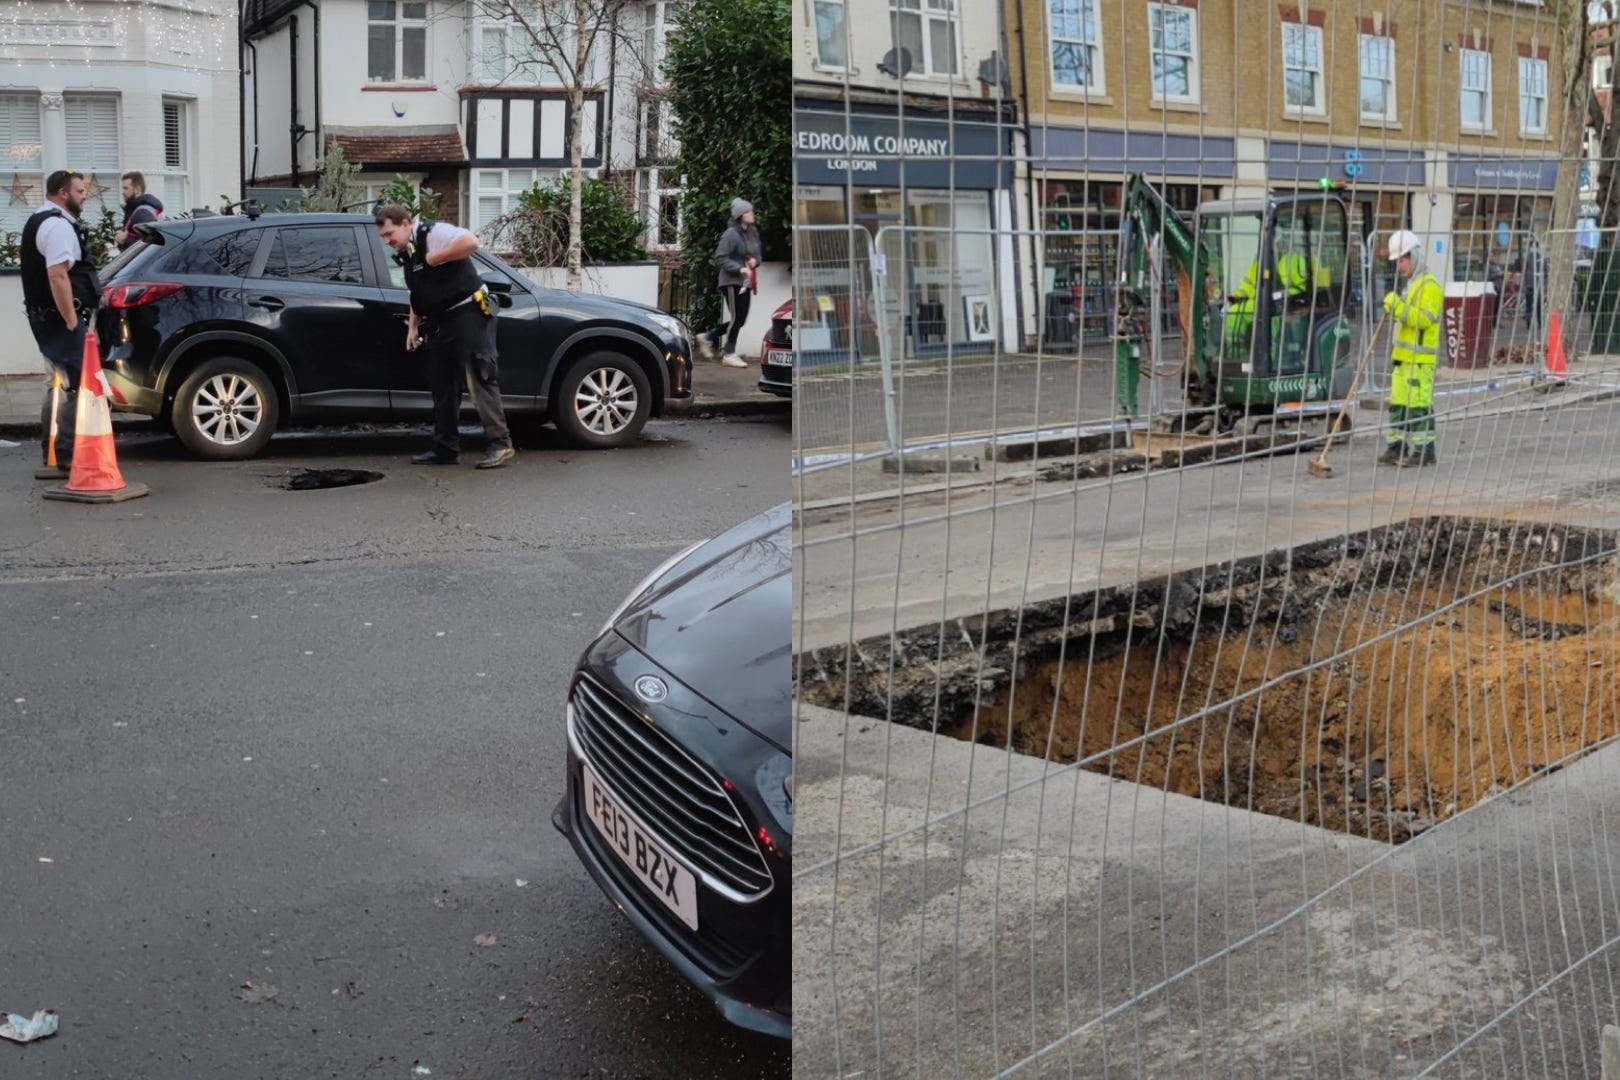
[247,295,285,311]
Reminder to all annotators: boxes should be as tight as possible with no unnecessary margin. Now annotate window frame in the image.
[1281,22,1325,117]
[256,224,368,286]
[1595,54,1614,90]
[644,0,675,83]
[1460,47,1493,131]
[890,0,961,80]
[0,92,44,238]
[1147,3,1198,105]
[367,0,428,84]
[1358,33,1397,124]
[467,166,563,236]
[637,166,682,251]
[1519,55,1548,135]
[159,97,192,215]
[1047,0,1103,94]
[812,0,850,71]
[474,4,597,87]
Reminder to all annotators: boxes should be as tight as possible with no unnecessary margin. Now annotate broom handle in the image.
[1319,307,1391,454]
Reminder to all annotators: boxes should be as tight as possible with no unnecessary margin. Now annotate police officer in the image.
[1381,230,1443,467]
[22,169,100,476]
[373,203,514,469]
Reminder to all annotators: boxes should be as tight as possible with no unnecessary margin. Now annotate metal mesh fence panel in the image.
[792,0,1620,1075]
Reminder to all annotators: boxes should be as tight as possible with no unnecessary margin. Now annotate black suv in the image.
[97,213,693,459]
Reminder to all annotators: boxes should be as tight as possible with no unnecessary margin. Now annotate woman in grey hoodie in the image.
[703,197,762,367]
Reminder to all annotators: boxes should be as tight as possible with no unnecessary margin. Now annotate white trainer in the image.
[721,353,748,368]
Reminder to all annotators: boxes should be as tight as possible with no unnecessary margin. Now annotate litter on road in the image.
[0,1009,59,1043]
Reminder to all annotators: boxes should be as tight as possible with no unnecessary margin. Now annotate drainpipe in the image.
[300,1,322,174]
[289,13,300,181]
[246,37,260,183]
[1013,0,1038,348]
[238,1,246,199]
[604,19,618,182]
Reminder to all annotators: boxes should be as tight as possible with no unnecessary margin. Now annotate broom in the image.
[1307,306,1391,479]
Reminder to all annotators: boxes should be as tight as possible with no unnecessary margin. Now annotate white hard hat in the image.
[1387,230,1421,261]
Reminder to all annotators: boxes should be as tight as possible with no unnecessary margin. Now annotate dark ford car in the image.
[554,503,791,1038]
[97,213,693,459]
[758,299,791,398]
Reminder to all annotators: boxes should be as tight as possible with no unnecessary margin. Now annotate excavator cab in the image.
[1198,192,1354,408]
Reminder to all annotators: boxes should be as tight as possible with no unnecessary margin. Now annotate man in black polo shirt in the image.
[22,169,101,475]
[373,203,514,469]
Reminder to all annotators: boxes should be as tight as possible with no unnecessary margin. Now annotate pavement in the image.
[0,417,791,1077]
[0,355,786,435]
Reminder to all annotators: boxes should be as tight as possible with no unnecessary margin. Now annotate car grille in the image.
[571,676,774,900]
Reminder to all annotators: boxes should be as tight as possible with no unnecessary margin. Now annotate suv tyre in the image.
[172,356,280,460]
[555,351,652,448]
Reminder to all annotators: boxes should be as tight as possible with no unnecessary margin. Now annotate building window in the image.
[1460,48,1492,130]
[813,0,848,69]
[1359,34,1396,122]
[639,97,679,162]
[0,93,42,236]
[159,98,191,214]
[1048,0,1101,91]
[1282,23,1324,114]
[638,167,681,250]
[477,7,594,86]
[368,1,427,83]
[1147,4,1197,103]
[1595,54,1613,89]
[644,0,674,83]
[64,94,120,215]
[469,167,560,235]
[1519,56,1548,135]
[891,0,959,78]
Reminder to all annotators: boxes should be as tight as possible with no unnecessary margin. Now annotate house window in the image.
[638,167,681,250]
[1460,48,1492,130]
[477,8,594,86]
[0,93,42,237]
[644,0,674,83]
[1519,56,1548,135]
[1282,23,1324,114]
[368,1,427,83]
[159,98,190,214]
[1595,54,1613,89]
[639,97,679,162]
[469,167,560,235]
[64,94,120,215]
[1359,34,1396,122]
[1148,3,1197,103]
[1048,0,1101,91]
[891,0,959,78]
[813,0,848,69]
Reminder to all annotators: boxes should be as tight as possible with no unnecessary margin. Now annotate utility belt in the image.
[424,287,491,322]
[25,298,95,323]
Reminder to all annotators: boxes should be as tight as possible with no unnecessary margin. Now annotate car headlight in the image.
[649,312,689,345]
[599,538,707,637]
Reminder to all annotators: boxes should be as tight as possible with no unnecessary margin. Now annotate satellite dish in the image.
[877,47,913,79]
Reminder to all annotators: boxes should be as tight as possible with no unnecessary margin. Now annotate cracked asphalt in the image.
[0,415,791,1079]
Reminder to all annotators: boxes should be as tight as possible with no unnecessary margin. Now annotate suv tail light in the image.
[103,282,185,309]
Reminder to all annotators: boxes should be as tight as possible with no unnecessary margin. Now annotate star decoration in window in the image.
[8,173,34,206]
[83,173,108,202]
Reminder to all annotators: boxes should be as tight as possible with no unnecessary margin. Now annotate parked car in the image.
[553,502,791,1038]
[758,299,792,398]
[95,213,694,459]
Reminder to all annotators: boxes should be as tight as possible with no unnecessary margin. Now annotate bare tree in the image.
[468,0,652,289]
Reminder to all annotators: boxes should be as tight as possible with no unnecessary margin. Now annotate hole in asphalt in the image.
[799,517,1620,845]
[281,468,385,491]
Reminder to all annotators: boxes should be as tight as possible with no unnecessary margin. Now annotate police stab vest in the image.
[399,221,482,317]
[21,205,101,321]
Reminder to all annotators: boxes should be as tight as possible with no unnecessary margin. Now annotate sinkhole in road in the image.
[281,468,385,491]
[799,517,1620,844]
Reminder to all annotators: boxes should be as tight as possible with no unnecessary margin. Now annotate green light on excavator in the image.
[1317,178,1345,191]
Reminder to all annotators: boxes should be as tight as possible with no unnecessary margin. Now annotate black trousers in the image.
[419,302,510,455]
[710,285,753,353]
[31,316,88,464]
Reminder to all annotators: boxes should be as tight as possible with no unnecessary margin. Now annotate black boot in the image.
[1399,446,1437,468]
[1377,444,1404,466]
[412,449,458,465]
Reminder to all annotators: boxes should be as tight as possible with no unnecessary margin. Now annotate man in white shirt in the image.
[373,203,514,469]
[22,170,101,476]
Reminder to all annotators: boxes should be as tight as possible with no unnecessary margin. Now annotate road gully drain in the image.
[799,518,1620,843]
[281,469,385,491]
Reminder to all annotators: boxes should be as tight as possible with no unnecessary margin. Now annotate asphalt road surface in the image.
[0,416,792,1079]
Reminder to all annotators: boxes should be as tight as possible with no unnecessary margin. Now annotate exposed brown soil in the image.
[954,577,1620,843]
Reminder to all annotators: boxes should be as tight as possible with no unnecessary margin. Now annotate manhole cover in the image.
[282,468,384,491]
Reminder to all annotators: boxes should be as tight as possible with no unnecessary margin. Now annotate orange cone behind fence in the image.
[1546,309,1569,382]
[42,330,149,504]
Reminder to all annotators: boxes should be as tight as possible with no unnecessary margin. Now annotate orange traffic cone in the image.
[32,369,65,481]
[42,329,149,504]
[1545,309,1569,383]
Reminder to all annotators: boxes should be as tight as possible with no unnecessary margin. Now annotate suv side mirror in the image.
[482,277,512,294]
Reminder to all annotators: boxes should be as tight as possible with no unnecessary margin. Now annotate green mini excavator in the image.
[1113,174,1358,424]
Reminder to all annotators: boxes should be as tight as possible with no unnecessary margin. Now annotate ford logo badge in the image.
[634,675,668,704]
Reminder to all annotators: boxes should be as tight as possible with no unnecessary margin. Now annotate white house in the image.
[241,0,681,253]
[0,0,240,234]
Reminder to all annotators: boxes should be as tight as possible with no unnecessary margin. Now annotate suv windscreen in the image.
[262,226,365,284]
[100,240,162,281]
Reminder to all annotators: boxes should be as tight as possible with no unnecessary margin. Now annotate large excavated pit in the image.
[799,518,1620,843]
